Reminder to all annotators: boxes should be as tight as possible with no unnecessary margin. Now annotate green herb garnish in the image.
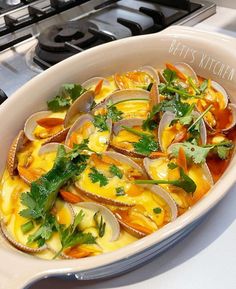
[107,106,123,122]
[93,212,106,238]
[109,164,123,179]
[121,125,158,156]
[116,187,125,196]
[89,167,109,187]
[93,114,109,131]
[199,80,208,93]
[54,210,96,259]
[47,84,86,112]
[135,167,196,194]
[153,207,162,214]
[21,220,34,234]
[20,145,81,220]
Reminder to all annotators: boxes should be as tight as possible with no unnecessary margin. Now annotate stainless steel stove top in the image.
[0,0,216,97]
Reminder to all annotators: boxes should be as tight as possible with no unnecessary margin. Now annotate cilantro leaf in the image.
[47,84,86,112]
[93,212,106,237]
[133,135,159,156]
[167,162,178,170]
[116,187,125,196]
[107,106,123,122]
[47,95,70,112]
[153,207,162,214]
[63,83,87,102]
[142,104,161,131]
[89,167,108,187]
[163,68,177,84]
[27,214,56,247]
[216,144,232,159]
[54,210,96,258]
[109,164,123,179]
[121,126,159,156]
[171,142,211,164]
[93,115,108,131]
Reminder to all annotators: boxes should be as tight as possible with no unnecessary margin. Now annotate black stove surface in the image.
[34,0,202,69]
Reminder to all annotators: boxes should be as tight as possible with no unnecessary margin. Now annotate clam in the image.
[76,202,120,241]
[158,111,207,152]
[7,130,26,176]
[65,114,112,153]
[38,142,71,155]
[198,102,236,132]
[43,127,69,144]
[53,199,75,226]
[115,66,158,90]
[24,111,65,141]
[64,90,95,128]
[139,66,160,84]
[159,62,198,85]
[105,89,150,120]
[18,143,70,185]
[143,156,213,209]
[174,62,198,84]
[0,219,47,253]
[111,118,155,158]
[82,77,111,91]
[115,184,177,238]
[75,151,146,207]
[211,81,228,109]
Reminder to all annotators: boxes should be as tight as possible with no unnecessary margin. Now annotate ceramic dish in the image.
[0,26,236,289]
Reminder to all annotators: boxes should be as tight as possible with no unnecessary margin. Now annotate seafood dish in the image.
[0,62,235,260]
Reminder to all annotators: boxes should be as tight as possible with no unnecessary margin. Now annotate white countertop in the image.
[29,6,236,289]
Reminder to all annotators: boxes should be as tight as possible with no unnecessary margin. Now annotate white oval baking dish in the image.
[0,26,236,289]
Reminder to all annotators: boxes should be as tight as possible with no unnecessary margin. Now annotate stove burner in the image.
[0,89,8,104]
[35,21,99,64]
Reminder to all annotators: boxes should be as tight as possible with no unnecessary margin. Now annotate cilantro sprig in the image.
[89,167,109,187]
[107,106,123,122]
[47,84,86,112]
[54,210,96,259]
[135,167,196,194]
[171,141,234,163]
[93,114,109,131]
[121,125,159,156]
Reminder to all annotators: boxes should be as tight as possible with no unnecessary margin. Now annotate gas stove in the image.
[0,0,216,98]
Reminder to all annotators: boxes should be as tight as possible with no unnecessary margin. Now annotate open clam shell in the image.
[65,113,112,152]
[82,77,111,90]
[75,151,146,207]
[223,103,236,131]
[76,202,120,242]
[211,80,229,109]
[174,62,199,84]
[115,184,177,238]
[144,156,214,209]
[38,142,71,155]
[24,111,52,141]
[64,91,95,128]
[158,111,207,152]
[115,66,158,90]
[105,89,150,120]
[43,127,69,144]
[111,118,152,158]
[105,89,149,105]
[7,130,25,176]
[139,66,160,84]
[0,220,47,254]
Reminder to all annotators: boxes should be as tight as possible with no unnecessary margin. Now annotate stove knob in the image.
[0,89,7,105]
